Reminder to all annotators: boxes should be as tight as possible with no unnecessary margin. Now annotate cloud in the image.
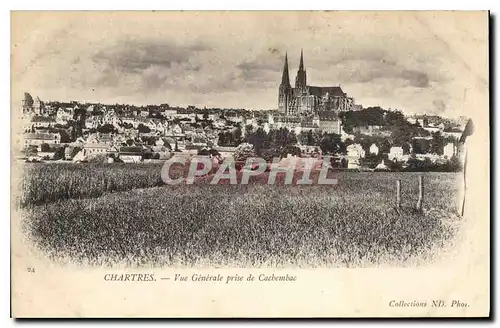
[85,38,212,94]
[92,38,211,74]
[431,99,447,114]
[334,58,431,88]
[12,12,486,114]
[236,48,285,83]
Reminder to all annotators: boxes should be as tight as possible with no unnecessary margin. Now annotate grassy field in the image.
[19,162,165,206]
[18,163,462,268]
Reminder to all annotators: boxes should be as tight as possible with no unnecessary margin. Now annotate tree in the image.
[281,145,301,158]
[40,143,51,152]
[412,138,431,154]
[218,132,226,146]
[320,133,344,155]
[234,143,257,164]
[198,148,210,156]
[247,127,269,155]
[53,147,65,160]
[430,132,446,155]
[445,155,462,172]
[379,139,392,154]
[70,147,82,158]
[298,131,310,145]
[97,123,117,134]
[138,124,151,134]
[232,127,242,145]
[244,124,254,138]
[401,142,411,154]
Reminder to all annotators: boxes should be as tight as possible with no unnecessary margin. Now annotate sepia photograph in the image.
[10,10,490,318]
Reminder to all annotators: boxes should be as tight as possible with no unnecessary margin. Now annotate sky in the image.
[11,11,488,117]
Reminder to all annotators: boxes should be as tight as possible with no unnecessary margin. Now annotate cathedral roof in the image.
[308,86,346,98]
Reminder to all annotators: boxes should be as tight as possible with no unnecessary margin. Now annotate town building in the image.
[346,143,365,169]
[30,115,56,129]
[22,132,61,147]
[389,146,405,161]
[443,142,457,159]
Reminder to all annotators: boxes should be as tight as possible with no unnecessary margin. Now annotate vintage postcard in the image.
[10,11,490,318]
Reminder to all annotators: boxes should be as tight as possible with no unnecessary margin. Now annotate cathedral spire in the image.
[299,48,304,70]
[281,52,290,86]
[295,49,307,90]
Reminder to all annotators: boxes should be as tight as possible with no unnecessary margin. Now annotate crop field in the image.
[18,162,166,206]
[17,163,462,268]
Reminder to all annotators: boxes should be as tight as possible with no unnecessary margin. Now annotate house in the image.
[121,117,137,126]
[170,124,183,135]
[30,115,55,129]
[340,130,354,142]
[415,153,442,163]
[273,115,301,130]
[182,125,195,135]
[353,125,383,135]
[98,133,115,145]
[85,117,100,129]
[263,122,271,134]
[318,111,342,134]
[389,146,404,161]
[64,146,77,160]
[213,146,238,159]
[156,137,177,149]
[298,145,321,157]
[23,132,61,147]
[119,146,143,163]
[55,107,74,125]
[369,143,379,155]
[37,151,56,160]
[213,118,228,129]
[407,117,418,125]
[70,137,86,148]
[347,144,365,158]
[207,113,218,121]
[101,112,120,126]
[442,127,463,140]
[151,145,172,160]
[346,143,365,169]
[83,142,109,156]
[422,123,443,134]
[443,142,456,159]
[191,135,208,148]
[163,109,178,118]
[225,112,244,123]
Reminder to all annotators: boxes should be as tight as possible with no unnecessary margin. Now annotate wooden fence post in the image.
[396,180,401,208]
[416,175,424,211]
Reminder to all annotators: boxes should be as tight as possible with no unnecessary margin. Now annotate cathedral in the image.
[278,50,355,116]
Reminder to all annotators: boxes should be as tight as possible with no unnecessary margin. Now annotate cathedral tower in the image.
[295,49,307,93]
[278,53,293,114]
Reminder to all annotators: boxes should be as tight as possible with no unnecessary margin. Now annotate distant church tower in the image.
[278,53,293,114]
[295,49,307,94]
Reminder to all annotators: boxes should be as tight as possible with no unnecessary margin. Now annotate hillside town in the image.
[14,50,470,171]
[15,89,468,172]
